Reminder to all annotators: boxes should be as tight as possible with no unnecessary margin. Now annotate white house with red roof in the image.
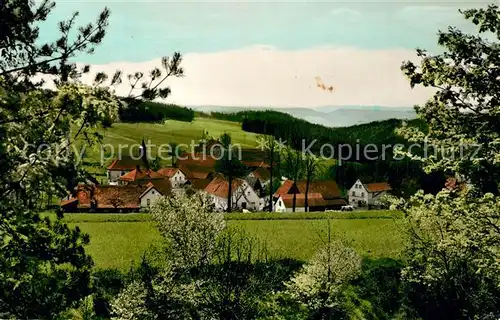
[348,179,392,207]
[273,179,347,212]
[203,176,260,212]
[157,167,188,188]
[107,156,147,185]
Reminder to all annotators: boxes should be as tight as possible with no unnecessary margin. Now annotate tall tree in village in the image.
[303,153,320,212]
[0,0,183,317]
[216,133,247,212]
[168,142,179,167]
[396,4,500,318]
[257,134,280,211]
[283,145,303,212]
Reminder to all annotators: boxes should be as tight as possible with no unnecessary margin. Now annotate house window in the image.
[352,191,355,196]
[247,191,250,195]
[121,171,125,176]
[361,192,364,197]
[147,199,151,207]
[242,202,247,209]
[152,191,155,195]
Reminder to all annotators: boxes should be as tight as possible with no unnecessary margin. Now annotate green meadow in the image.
[79,117,260,176]
[49,211,405,270]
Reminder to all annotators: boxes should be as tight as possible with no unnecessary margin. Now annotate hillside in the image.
[78,118,260,179]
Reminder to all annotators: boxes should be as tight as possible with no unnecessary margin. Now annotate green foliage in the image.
[396,4,500,318]
[400,4,500,195]
[393,189,500,318]
[0,0,183,317]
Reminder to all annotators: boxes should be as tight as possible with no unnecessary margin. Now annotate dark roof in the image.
[148,179,172,196]
[188,179,211,190]
[274,180,342,199]
[107,156,146,171]
[252,167,270,181]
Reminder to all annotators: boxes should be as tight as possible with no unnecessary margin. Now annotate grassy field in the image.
[52,211,405,270]
[79,117,260,177]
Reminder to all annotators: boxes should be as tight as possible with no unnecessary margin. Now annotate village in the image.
[60,140,393,213]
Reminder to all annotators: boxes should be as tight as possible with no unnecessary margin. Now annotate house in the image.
[203,176,261,212]
[273,179,347,211]
[118,166,164,185]
[348,179,392,207]
[60,180,171,212]
[107,156,147,185]
[274,193,327,212]
[246,167,271,195]
[158,167,188,188]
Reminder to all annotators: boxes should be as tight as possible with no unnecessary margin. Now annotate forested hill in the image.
[210,109,425,152]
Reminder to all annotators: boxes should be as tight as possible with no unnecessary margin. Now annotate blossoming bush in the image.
[151,191,225,269]
[285,241,362,318]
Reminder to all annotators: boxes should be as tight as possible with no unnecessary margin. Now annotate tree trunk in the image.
[269,153,274,212]
[305,176,311,212]
[227,172,232,213]
[292,181,297,212]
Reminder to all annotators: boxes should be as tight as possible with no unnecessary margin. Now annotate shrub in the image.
[151,192,225,269]
[285,241,363,318]
[394,190,500,319]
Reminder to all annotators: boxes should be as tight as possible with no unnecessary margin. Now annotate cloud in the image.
[74,45,435,108]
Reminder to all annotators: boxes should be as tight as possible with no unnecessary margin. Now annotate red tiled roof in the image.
[61,185,148,210]
[274,180,342,199]
[364,182,392,193]
[204,177,245,198]
[280,193,326,207]
[178,164,213,179]
[119,168,163,182]
[158,167,178,178]
[107,156,146,171]
[274,180,295,197]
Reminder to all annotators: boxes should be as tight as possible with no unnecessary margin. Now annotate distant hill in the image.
[191,105,417,127]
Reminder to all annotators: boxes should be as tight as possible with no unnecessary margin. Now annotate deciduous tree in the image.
[0,0,183,317]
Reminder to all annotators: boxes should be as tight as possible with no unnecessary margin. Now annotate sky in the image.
[40,0,497,107]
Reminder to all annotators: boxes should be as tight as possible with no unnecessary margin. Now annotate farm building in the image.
[348,179,392,207]
[273,179,347,212]
[60,180,171,212]
[203,176,261,211]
